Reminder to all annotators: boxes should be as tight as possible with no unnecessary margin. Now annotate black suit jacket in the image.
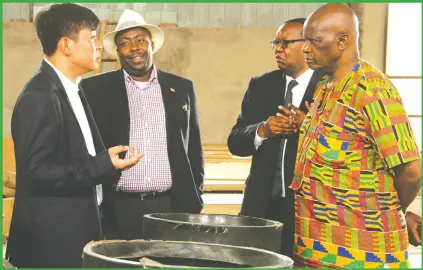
[6,60,116,268]
[228,70,323,217]
[80,69,204,216]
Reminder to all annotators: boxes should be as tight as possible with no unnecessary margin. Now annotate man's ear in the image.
[151,40,155,52]
[337,33,349,51]
[58,37,73,56]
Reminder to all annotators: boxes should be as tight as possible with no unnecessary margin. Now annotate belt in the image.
[117,190,171,201]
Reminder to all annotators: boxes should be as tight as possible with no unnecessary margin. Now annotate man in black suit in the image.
[81,9,204,240]
[227,18,324,258]
[5,4,143,268]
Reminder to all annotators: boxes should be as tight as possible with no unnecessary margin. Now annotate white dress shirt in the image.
[254,69,314,197]
[44,58,103,205]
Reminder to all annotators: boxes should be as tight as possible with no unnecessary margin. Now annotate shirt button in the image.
[143,106,146,110]
[147,177,151,182]
[145,123,148,127]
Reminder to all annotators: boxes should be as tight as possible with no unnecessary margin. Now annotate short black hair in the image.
[284,18,306,25]
[34,3,99,56]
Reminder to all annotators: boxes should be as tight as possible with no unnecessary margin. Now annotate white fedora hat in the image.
[102,9,164,57]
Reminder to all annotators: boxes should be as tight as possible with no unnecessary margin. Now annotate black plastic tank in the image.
[82,240,294,268]
[143,213,283,253]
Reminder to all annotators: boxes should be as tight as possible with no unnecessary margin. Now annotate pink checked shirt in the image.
[117,66,172,192]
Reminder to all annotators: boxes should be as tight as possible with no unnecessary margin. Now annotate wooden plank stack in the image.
[1,140,250,236]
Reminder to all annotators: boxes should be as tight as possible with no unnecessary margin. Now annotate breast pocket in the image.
[176,102,190,134]
[180,103,190,122]
[311,122,365,169]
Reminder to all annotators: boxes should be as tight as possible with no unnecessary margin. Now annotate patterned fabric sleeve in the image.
[362,82,420,169]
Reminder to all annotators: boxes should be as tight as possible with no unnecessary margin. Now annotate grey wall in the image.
[4,3,324,27]
[3,3,31,21]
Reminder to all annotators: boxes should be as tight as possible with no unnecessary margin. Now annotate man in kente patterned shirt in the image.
[287,3,422,268]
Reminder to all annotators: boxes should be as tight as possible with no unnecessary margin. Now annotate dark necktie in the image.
[271,79,298,198]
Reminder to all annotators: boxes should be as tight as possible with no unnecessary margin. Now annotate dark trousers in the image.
[265,189,295,258]
[108,191,172,240]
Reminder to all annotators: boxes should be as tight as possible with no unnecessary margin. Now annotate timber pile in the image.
[1,141,249,221]
[201,144,250,215]
[203,144,251,163]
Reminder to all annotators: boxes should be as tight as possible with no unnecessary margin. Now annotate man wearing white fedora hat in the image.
[81,9,204,240]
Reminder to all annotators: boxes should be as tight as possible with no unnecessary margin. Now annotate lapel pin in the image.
[170,88,176,92]
[182,104,188,111]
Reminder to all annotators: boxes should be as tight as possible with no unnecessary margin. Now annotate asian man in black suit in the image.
[6,4,143,268]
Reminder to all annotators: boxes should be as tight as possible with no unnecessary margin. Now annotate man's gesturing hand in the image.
[108,145,143,170]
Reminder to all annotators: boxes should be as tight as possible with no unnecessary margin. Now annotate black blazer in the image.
[228,69,323,217]
[80,69,204,214]
[6,60,116,268]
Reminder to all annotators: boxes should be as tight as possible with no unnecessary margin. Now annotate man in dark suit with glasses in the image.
[228,18,324,258]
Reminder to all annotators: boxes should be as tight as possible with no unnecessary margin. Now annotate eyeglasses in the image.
[270,39,304,49]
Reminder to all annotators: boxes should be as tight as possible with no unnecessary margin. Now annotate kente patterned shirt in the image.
[290,59,420,268]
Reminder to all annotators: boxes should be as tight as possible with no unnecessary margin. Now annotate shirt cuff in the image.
[254,122,267,150]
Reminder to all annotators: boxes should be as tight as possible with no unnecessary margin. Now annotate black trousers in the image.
[106,191,172,240]
[265,189,295,258]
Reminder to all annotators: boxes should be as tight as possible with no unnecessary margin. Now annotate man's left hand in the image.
[277,104,308,130]
[406,211,422,246]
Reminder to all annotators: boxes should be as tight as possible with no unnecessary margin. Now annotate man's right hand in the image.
[405,211,422,246]
[257,115,297,138]
[108,145,143,170]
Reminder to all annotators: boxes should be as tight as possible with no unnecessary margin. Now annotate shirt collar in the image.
[285,68,314,88]
[320,59,362,92]
[123,64,158,84]
[44,57,81,92]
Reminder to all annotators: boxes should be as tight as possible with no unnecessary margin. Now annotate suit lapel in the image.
[269,70,286,114]
[280,72,287,105]
[40,60,73,111]
[77,88,106,151]
[114,69,131,147]
[262,71,286,157]
[40,60,87,141]
[40,60,65,90]
[298,70,324,112]
[157,70,176,140]
[41,60,103,153]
